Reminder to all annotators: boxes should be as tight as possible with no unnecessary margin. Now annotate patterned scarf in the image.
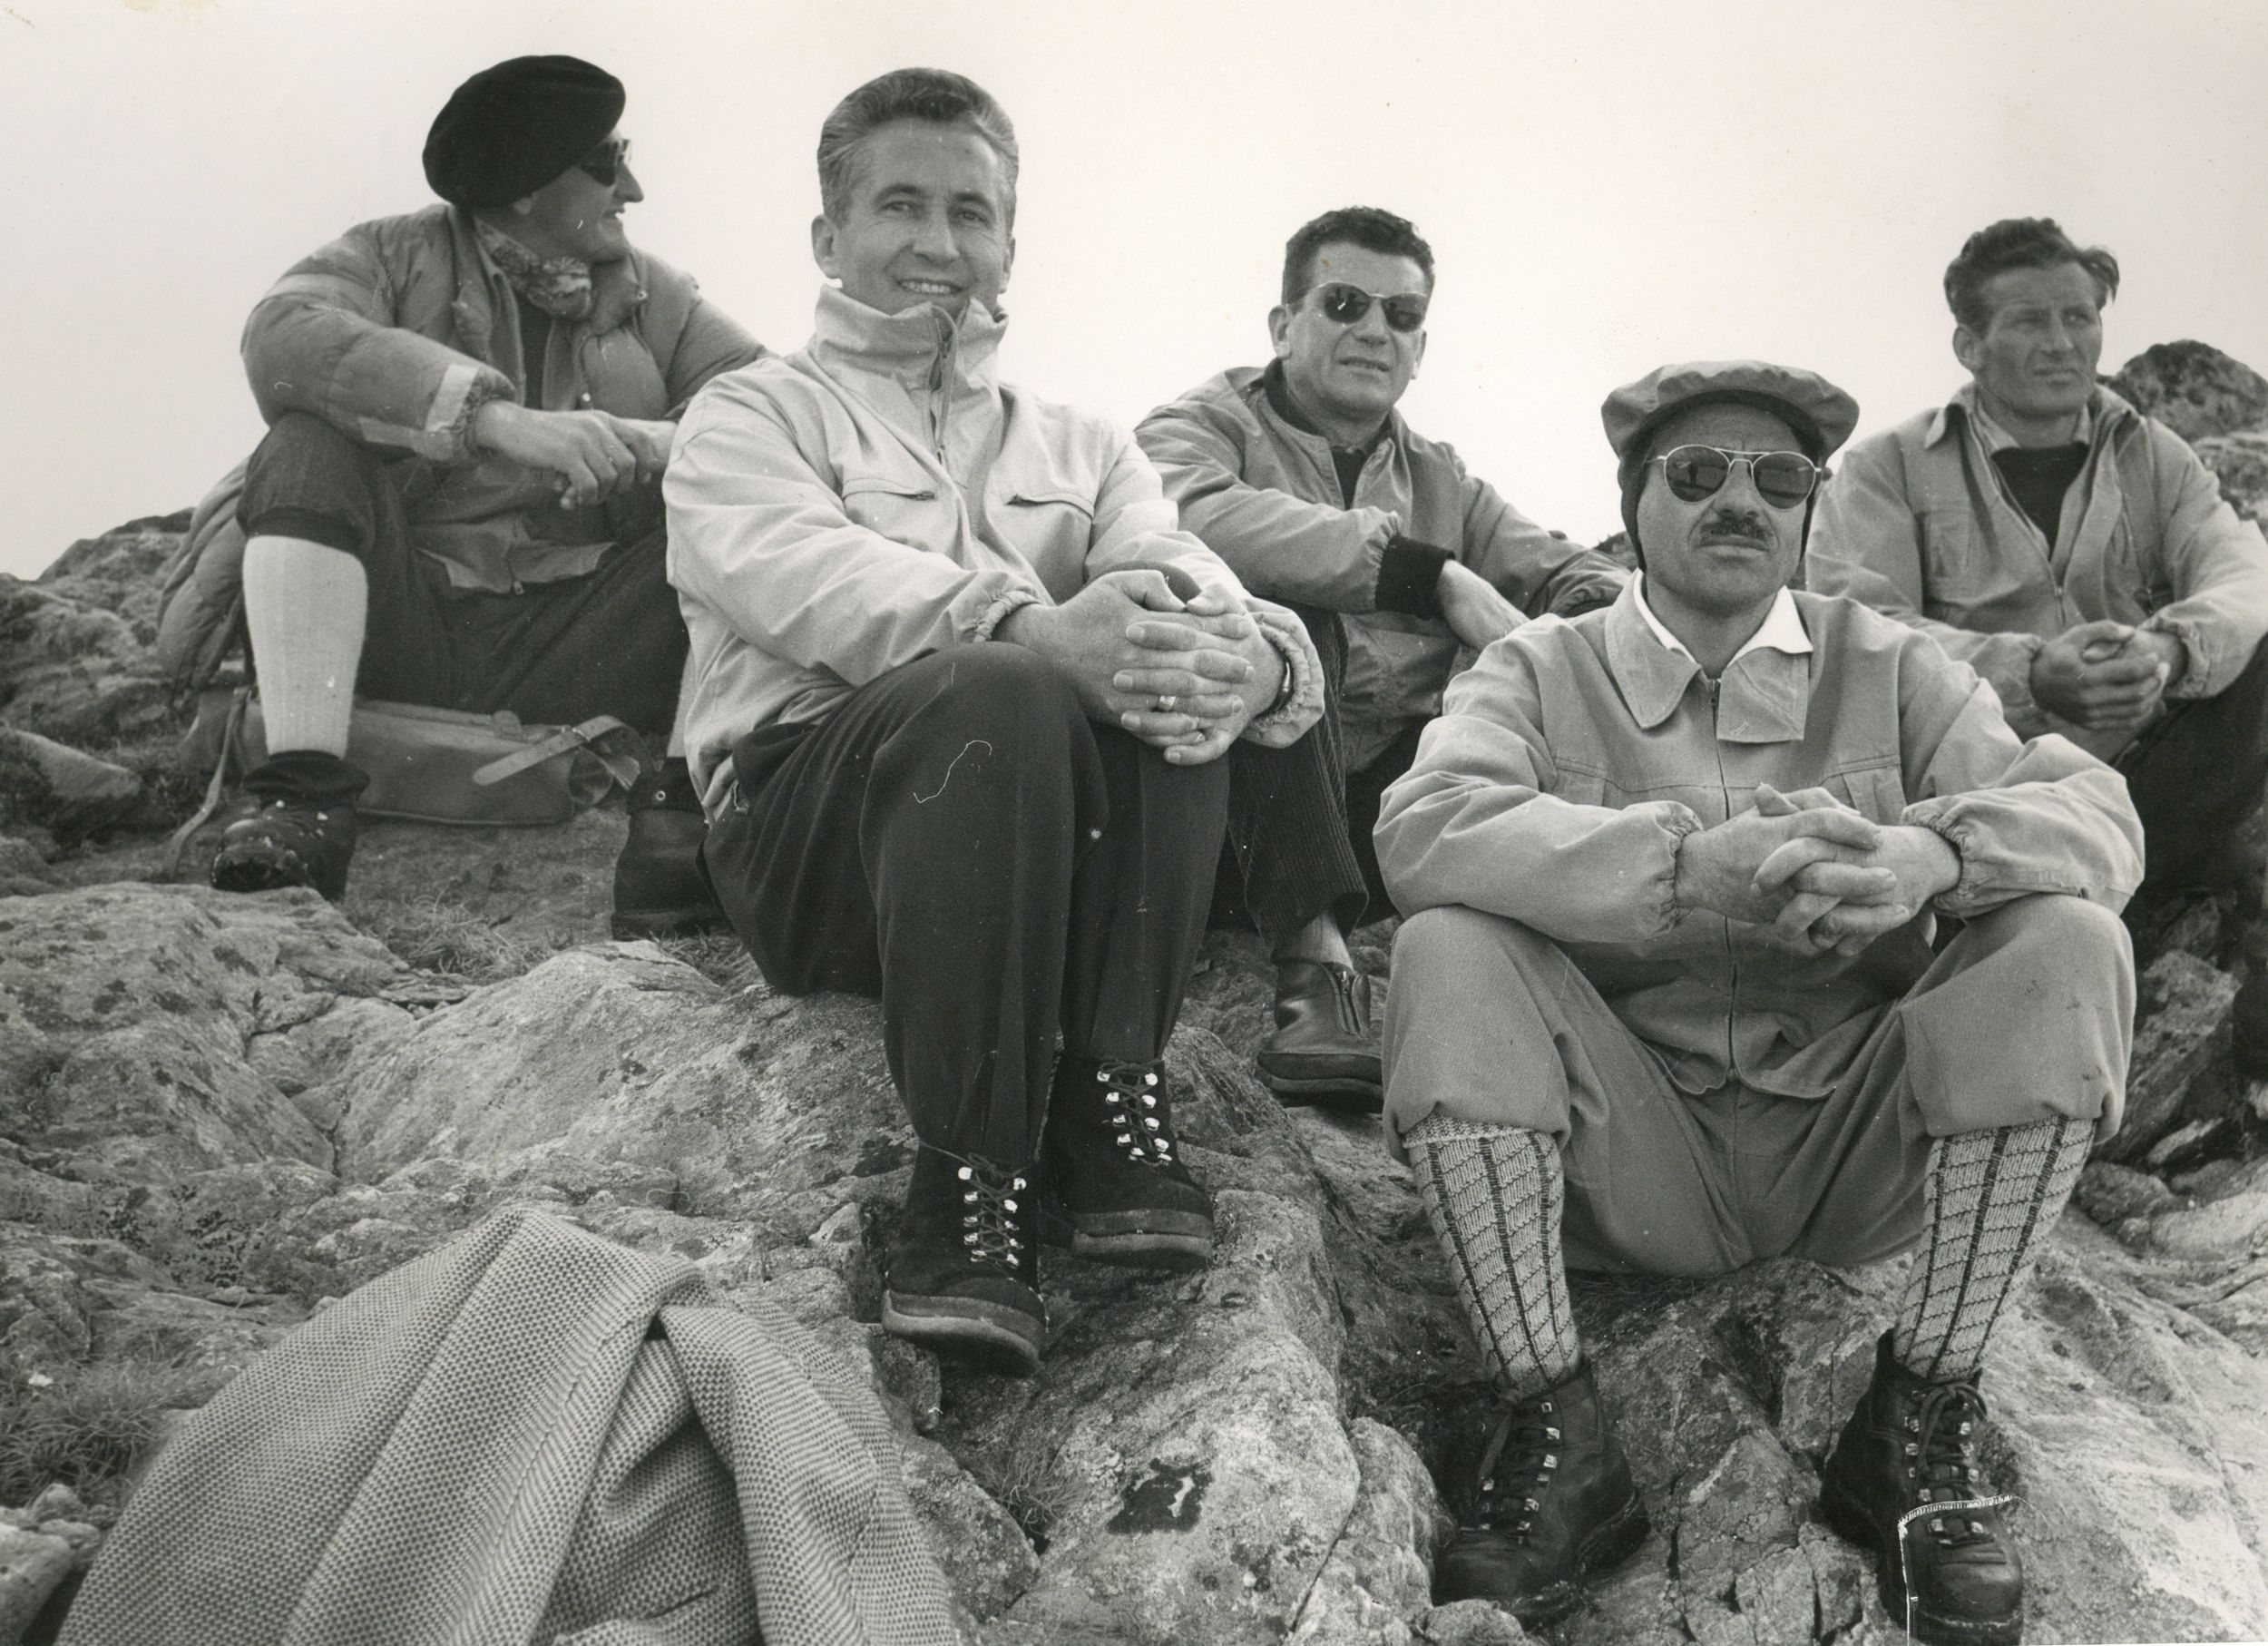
[474,219,596,321]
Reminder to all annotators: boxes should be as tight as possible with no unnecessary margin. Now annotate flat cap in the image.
[1602,360,1860,486]
[423,55,624,209]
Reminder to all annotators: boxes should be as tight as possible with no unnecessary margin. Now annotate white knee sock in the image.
[240,534,368,759]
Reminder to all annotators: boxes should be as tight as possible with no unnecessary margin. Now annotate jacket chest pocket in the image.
[995,488,1097,577]
[1825,762,1907,824]
[841,475,954,548]
[1918,505,2004,608]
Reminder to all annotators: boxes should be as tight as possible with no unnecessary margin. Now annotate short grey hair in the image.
[816,68,1019,223]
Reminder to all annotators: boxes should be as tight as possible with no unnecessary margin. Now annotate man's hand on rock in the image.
[471,402,646,507]
[1437,561,1528,653]
[2030,620,2177,732]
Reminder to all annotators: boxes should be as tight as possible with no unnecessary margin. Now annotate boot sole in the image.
[609,906,731,940]
[1818,1475,2022,1645]
[1442,1491,1652,1627]
[1265,1074,1384,1113]
[211,847,340,902]
[1041,1205,1215,1271]
[882,1291,1043,1377]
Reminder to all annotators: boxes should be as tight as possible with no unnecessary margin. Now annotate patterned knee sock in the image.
[1406,1115,1580,1401]
[1893,1114,2094,1382]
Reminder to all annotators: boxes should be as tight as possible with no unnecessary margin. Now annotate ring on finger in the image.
[1155,694,1177,712]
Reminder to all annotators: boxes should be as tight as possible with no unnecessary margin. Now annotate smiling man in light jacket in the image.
[665,69,1322,1378]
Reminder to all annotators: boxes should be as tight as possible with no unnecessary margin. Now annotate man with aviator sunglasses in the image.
[163,54,761,932]
[1375,360,2139,1641]
[1139,207,1624,1112]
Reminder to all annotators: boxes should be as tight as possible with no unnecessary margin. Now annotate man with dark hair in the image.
[666,68,1324,1377]
[1138,207,1623,1110]
[1810,216,2268,904]
[1380,360,2139,1640]
[161,55,762,926]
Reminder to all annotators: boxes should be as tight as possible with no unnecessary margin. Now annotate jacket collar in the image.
[1603,579,1813,742]
[448,206,649,347]
[1246,361,1404,456]
[808,284,1006,392]
[1925,380,2136,449]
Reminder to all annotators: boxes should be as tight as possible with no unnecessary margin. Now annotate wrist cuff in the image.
[1377,536,1454,619]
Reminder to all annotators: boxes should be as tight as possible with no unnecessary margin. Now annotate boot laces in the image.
[955,1161,1029,1273]
[1470,1394,1563,1543]
[1902,1380,2000,1548]
[1093,1061,1180,1169]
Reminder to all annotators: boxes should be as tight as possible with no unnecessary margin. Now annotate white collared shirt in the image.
[1632,574,1813,669]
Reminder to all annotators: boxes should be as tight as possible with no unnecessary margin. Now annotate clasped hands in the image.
[1674,783,1960,958]
[471,400,678,509]
[997,569,1285,766]
[2029,618,2185,734]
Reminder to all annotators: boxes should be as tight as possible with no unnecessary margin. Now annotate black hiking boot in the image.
[881,1146,1045,1377]
[1434,1360,1650,1627]
[1041,1056,1214,1271]
[611,758,728,939]
[210,751,367,903]
[1819,1331,2024,1645]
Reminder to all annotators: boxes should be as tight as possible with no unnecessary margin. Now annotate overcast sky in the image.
[6,0,2267,578]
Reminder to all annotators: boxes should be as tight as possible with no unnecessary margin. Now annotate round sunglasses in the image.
[1648,445,1824,510]
[576,137,632,187]
[1309,282,1429,334]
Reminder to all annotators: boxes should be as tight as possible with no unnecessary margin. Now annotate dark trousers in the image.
[238,412,688,739]
[1222,603,1422,943]
[2119,637,2268,896]
[702,646,1231,1165]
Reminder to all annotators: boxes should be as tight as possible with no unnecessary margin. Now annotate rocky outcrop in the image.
[2110,342,2268,446]
[2,880,2265,1643]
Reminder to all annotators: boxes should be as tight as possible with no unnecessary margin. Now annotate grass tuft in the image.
[351,895,552,983]
[0,1357,230,1508]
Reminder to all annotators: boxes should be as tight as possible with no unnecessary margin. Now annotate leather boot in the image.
[611,758,728,939]
[881,1146,1045,1377]
[1434,1360,1649,1626]
[1041,1056,1214,1270]
[1819,1330,2024,1645]
[210,750,367,903]
[1256,958,1383,1112]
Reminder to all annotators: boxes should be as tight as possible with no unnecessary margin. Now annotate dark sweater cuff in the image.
[1377,536,1453,618]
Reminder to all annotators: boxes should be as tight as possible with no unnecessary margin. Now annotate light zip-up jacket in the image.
[1376,582,2141,1109]
[1806,384,2268,757]
[156,204,762,681]
[667,290,1325,809]
[1138,367,1627,762]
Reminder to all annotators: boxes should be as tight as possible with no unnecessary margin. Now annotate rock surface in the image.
[6,366,2268,1641]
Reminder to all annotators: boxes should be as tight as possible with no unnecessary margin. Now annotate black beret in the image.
[422,55,625,208]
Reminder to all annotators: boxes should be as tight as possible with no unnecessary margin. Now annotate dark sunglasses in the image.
[576,137,632,186]
[1649,445,1824,510]
[1311,282,1429,334]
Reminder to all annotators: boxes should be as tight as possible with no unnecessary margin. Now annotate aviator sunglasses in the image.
[1310,282,1430,334]
[1648,446,1824,510]
[576,137,632,186]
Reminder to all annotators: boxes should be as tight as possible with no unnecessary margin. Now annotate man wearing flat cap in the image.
[163,54,761,924]
[1375,361,2140,1641]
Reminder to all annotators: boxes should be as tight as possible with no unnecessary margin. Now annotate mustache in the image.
[1696,505,1774,544]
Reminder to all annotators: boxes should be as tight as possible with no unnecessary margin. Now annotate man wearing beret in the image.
[179,55,761,925]
[1808,218,2268,912]
[1377,361,2140,1641]
[1138,207,1625,1110]
[665,69,1322,1377]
